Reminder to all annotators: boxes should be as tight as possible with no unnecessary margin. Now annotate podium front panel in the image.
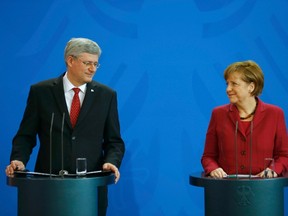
[7,174,115,216]
[189,172,288,216]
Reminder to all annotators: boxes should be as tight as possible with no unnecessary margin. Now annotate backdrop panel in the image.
[1,0,288,215]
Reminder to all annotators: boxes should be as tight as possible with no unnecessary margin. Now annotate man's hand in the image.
[103,163,120,184]
[5,160,25,176]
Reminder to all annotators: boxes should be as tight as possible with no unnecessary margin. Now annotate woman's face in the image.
[226,72,254,104]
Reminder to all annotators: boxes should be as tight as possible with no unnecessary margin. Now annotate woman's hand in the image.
[209,168,227,179]
[257,168,278,178]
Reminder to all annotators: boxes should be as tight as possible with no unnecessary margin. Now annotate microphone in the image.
[59,112,67,177]
[234,121,239,179]
[249,121,253,179]
[49,113,55,178]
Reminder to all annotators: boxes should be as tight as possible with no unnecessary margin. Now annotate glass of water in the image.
[264,158,274,178]
[76,158,87,176]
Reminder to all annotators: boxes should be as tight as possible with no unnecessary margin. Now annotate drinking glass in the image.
[264,158,274,178]
[76,158,87,176]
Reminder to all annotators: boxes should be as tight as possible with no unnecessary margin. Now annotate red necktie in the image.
[70,88,80,128]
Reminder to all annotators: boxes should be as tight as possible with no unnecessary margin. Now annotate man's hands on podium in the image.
[103,163,120,184]
[5,160,25,176]
[6,160,122,182]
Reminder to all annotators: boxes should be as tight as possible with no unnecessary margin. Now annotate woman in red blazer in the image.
[201,60,288,178]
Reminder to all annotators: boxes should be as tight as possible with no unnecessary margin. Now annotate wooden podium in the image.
[7,172,115,216]
[189,172,288,216]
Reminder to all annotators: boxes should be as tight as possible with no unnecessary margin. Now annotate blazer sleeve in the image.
[273,108,288,175]
[102,91,125,168]
[10,86,39,165]
[201,109,221,175]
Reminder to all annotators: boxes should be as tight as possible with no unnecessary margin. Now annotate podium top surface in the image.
[7,171,115,188]
[189,172,288,188]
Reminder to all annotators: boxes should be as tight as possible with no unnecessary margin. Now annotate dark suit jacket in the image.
[10,73,125,215]
[11,74,125,175]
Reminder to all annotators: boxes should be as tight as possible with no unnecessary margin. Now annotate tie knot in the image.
[73,88,80,94]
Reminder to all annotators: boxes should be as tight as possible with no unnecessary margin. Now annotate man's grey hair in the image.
[64,38,102,63]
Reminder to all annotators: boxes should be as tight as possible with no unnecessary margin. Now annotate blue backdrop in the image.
[1,0,288,215]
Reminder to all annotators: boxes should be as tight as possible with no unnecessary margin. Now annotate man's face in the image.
[67,52,99,86]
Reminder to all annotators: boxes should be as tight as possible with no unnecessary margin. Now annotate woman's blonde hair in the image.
[224,60,264,96]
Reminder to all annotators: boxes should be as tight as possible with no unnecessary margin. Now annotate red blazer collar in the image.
[228,97,266,136]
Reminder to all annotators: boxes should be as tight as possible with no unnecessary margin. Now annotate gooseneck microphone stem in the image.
[61,112,65,178]
[249,121,253,179]
[235,121,239,179]
[49,113,55,178]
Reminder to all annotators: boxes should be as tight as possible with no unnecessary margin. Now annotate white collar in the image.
[63,72,87,93]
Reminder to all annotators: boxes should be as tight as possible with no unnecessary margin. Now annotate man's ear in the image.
[66,56,75,67]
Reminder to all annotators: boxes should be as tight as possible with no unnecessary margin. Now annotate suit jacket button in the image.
[72,136,76,140]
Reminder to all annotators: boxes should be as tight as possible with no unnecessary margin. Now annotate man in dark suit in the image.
[5,37,125,216]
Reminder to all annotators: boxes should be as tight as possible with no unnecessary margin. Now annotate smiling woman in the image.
[224,61,262,119]
[201,60,288,179]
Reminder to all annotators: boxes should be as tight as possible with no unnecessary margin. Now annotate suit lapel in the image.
[227,104,246,137]
[51,77,100,128]
[228,99,265,137]
[51,75,72,127]
[76,81,98,126]
[250,99,265,132]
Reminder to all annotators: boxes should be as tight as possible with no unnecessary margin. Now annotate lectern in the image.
[189,172,288,216]
[7,172,115,216]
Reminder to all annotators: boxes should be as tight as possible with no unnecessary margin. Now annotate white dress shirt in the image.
[63,72,87,113]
